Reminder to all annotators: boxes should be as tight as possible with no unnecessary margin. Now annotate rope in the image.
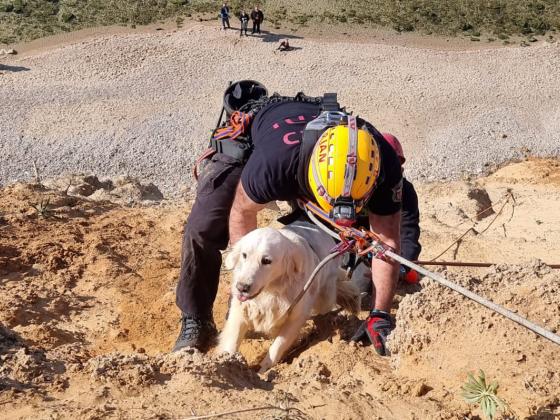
[192,148,215,181]
[415,260,560,269]
[212,111,251,141]
[284,251,342,318]
[388,251,560,346]
[299,199,560,347]
[304,206,340,240]
[430,191,515,261]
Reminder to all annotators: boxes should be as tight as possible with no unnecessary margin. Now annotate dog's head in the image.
[226,227,303,302]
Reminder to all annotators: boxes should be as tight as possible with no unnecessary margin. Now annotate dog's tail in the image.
[336,279,360,314]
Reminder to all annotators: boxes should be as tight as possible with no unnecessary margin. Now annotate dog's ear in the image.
[285,248,304,279]
[225,246,240,270]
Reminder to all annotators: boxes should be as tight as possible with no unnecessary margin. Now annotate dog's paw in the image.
[257,365,269,375]
[216,337,236,355]
[258,356,273,374]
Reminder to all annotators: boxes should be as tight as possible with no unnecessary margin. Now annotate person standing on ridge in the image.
[220,3,231,30]
[239,10,249,37]
[250,5,264,34]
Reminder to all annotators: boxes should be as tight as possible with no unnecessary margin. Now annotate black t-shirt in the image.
[241,101,402,215]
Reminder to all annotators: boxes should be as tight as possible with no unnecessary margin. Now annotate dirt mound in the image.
[388,261,560,415]
[1,159,559,419]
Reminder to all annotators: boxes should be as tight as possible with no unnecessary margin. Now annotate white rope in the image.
[301,200,560,346]
[304,207,340,240]
[388,250,560,346]
[285,251,341,318]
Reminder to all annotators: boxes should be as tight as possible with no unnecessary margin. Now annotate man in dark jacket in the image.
[173,90,403,357]
[250,6,264,34]
[220,3,230,30]
[350,133,421,304]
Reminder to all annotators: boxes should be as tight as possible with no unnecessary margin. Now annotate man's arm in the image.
[369,211,401,312]
[229,182,266,244]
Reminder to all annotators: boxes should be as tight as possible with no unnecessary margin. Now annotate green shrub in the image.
[0,2,14,12]
[58,10,74,22]
[461,370,510,420]
[2,0,560,44]
[12,0,24,13]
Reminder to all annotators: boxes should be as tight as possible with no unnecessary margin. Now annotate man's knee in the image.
[184,208,229,250]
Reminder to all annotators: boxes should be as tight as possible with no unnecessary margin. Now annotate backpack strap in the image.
[296,93,343,198]
[321,93,341,112]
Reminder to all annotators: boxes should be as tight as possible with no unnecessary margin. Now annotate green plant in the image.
[0,2,14,12]
[461,370,510,420]
[30,198,53,218]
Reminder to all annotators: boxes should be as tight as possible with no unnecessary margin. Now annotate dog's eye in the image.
[261,257,272,265]
[242,252,247,259]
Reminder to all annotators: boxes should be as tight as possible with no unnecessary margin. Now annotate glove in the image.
[350,309,395,356]
[399,266,419,284]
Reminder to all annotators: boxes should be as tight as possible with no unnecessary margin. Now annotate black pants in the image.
[221,17,230,29]
[252,21,261,34]
[175,153,243,320]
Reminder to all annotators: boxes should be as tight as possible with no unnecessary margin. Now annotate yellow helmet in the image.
[307,116,380,225]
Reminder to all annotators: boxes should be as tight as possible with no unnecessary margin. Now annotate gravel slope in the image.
[1,25,559,196]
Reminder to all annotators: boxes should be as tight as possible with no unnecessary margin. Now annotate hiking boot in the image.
[172,314,217,352]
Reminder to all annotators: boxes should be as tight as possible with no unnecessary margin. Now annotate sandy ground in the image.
[1,159,559,419]
[1,23,559,196]
[1,21,560,419]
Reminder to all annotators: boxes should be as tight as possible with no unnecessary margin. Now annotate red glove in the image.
[400,266,419,284]
[350,310,395,356]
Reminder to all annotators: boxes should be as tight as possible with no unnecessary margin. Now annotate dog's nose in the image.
[236,283,251,293]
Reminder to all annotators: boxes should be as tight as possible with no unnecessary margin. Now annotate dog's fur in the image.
[218,221,359,373]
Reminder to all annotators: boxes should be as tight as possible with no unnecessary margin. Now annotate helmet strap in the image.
[342,115,358,198]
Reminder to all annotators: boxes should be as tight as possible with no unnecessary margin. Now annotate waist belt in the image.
[209,136,252,162]
[209,111,254,163]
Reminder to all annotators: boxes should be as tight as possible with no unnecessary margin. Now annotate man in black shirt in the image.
[174,93,403,356]
[250,6,264,34]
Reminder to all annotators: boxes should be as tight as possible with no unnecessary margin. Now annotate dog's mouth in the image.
[234,286,264,302]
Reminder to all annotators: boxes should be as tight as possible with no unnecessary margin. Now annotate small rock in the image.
[68,183,98,197]
[264,368,278,382]
[413,382,432,397]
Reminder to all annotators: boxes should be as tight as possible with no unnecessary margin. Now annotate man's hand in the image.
[229,182,265,245]
[350,309,395,355]
[369,211,401,312]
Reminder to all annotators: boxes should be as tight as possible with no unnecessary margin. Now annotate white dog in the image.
[218,221,359,373]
